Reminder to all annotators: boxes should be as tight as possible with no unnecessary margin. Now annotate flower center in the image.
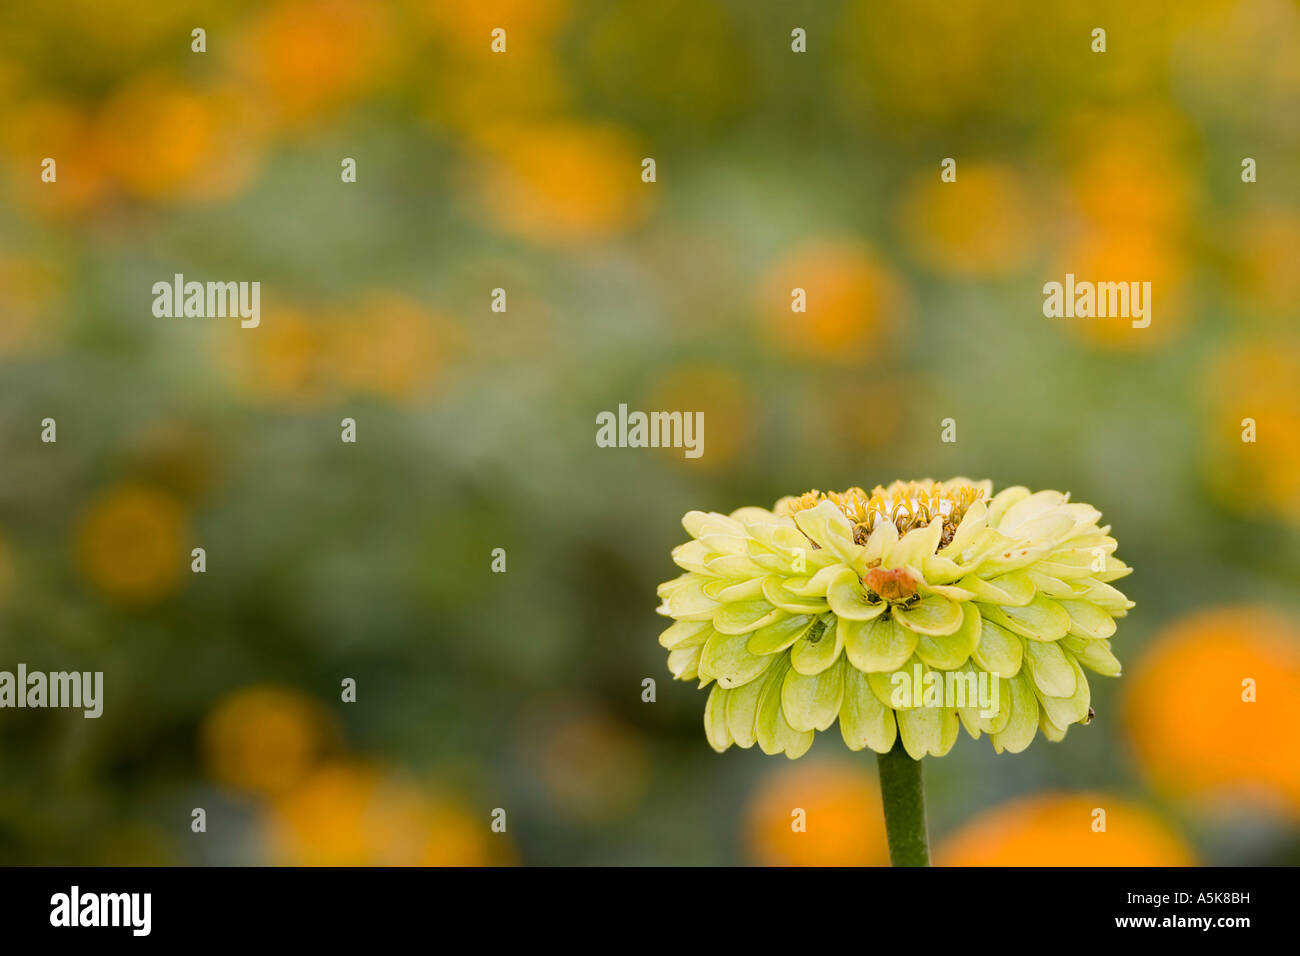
[783,481,984,546]
[864,567,918,603]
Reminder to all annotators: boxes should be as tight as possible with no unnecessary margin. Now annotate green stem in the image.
[876,738,931,866]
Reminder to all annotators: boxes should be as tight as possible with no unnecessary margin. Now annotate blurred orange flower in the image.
[759,238,904,362]
[898,163,1039,275]
[3,99,111,215]
[97,74,263,202]
[641,361,754,468]
[1050,228,1186,350]
[467,121,648,245]
[1061,111,1196,236]
[77,482,188,605]
[329,294,454,404]
[265,763,503,866]
[223,295,455,408]
[202,686,333,798]
[1125,607,1300,817]
[745,761,889,866]
[1203,340,1300,525]
[239,0,395,125]
[1049,108,1195,350]
[939,792,1194,866]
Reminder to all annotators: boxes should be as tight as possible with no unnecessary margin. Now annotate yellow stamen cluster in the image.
[781,481,985,546]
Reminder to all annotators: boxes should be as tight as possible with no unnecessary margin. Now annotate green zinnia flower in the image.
[656,478,1133,762]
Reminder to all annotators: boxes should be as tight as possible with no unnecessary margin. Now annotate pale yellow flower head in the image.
[656,479,1134,759]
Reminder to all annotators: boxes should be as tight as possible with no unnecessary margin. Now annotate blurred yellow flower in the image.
[329,294,454,404]
[938,792,1194,866]
[411,0,572,129]
[898,163,1038,275]
[745,761,889,866]
[759,239,904,362]
[1229,209,1300,319]
[266,763,502,866]
[1203,341,1300,524]
[223,296,456,407]
[201,686,333,798]
[77,483,188,605]
[1125,607,1300,817]
[467,121,648,244]
[221,305,337,408]
[416,0,572,52]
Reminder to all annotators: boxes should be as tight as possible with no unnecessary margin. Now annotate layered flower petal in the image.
[658,479,1132,758]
